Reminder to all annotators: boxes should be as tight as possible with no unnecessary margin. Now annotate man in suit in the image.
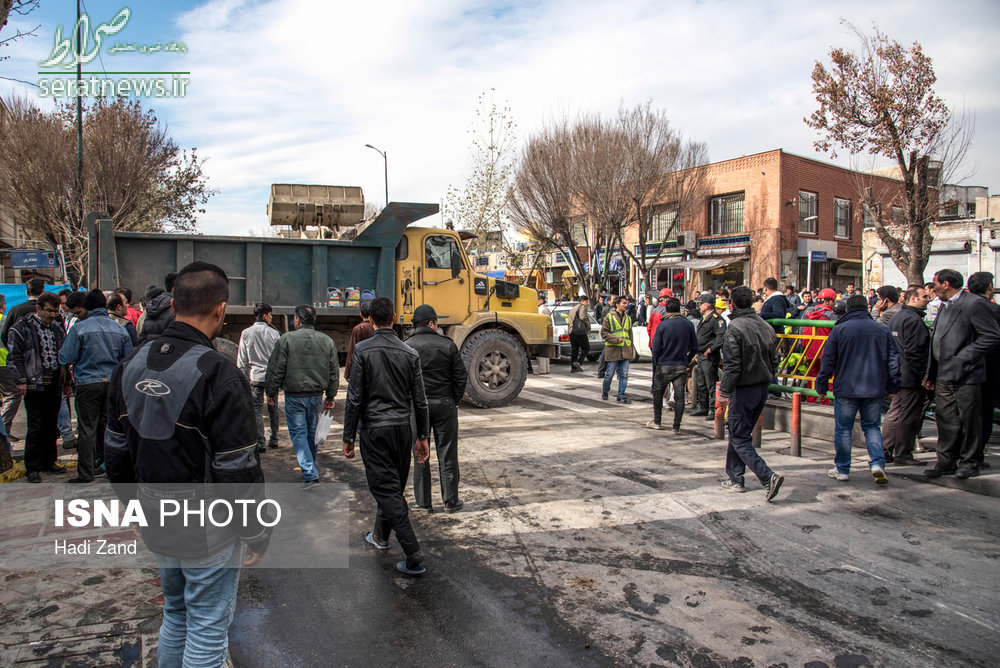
[923,269,1000,479]
[966,272,1000,470]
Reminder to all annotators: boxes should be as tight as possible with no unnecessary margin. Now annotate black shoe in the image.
[444,500,464,513]
[409,502,433,513]
[890,457,927,467]
[617,397,633,404]
[61,438,78,450]
[45,465,66,474]
[300,479,319,490]
[396,551,426,576]
[672,425,681,433]
[981,460,991,469]
[26,471,40,483]
[923,467,957,478]
[955,468,980,480]
[601,393,609,401]
[67,477,93,484]
[570,367,582,373]
[884,453,895,464]
[93,468,107,478]
[690,409,708,417]
[268,440,280,449]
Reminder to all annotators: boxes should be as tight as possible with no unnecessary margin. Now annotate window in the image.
[425,235,464,271]
[708,192,745,235]
[649,205,678,243]
[799,191,818,234]
[568,216,589,246]
[863,203,877,227]
[892,207,905,225]
[834,198,852,238]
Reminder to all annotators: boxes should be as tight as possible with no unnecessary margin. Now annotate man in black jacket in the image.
[0,277,45,437]
[967,272,1000,470]
[406,304,468,512]
[137,274,176,343]
[692,293,726,417]
[105,262,271,666]
[647,298,697,432]
[883,287,932,466]
[343,297,431,575]
[718,286,784,502]
[923,268,1000,479]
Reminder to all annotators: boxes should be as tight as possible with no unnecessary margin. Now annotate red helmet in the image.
[659,288,674,298]
[816,288,837,300]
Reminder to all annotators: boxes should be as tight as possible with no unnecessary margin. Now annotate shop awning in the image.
[671,255,748,271]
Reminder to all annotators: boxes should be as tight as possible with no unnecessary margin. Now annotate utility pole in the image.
[76,0,84,233]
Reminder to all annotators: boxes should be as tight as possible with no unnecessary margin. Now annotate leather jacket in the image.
[342,328,429,442]
[719,308,777,396]
[405,326,468,403]
[696,310,726,357]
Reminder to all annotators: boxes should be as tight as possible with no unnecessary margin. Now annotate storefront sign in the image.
[810,251,827,263]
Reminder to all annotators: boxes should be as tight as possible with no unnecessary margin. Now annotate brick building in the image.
[523,149,910,301]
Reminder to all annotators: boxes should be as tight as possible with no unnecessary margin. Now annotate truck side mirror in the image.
[451,251,462,279]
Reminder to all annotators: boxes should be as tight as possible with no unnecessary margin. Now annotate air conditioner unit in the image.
[675,231,696,250]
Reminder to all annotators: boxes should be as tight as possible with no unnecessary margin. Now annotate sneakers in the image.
[601,393,609,401]
[617,397,633,404]
[300,479,319,490]
[828,468,849,481]
[365,531,390,550]
[645,420,663,430]
[444,500,464,513]
[764,473,784,502]
[871,465,889,485]
[720,479,746,493]
[61,438,78,450]
[26,472,41,483]
[396,551,426,576]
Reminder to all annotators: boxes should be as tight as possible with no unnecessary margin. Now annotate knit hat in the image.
[84,289,107,311]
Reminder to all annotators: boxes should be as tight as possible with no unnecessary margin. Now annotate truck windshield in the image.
[425,235,464,271]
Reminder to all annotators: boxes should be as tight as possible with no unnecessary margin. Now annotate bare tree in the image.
[805,21,974,285]
[0,96,214,285]
[0,0,40,61]
[507,121,596,296]
[444,89,523,269]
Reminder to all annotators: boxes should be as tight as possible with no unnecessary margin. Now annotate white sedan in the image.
[549,302,602,361]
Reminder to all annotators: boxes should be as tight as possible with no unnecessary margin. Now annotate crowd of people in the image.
[564,268,1000,499]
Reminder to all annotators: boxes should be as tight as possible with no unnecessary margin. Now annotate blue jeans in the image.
[834,396,886,473]
[603,359,630,399]
[155,541,242,668]
[285,394,323,482]
[58,396,73,441]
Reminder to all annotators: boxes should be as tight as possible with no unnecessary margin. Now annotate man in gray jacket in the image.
[265,305,339,489]
[718,286,784,502]
[238,303,281,454]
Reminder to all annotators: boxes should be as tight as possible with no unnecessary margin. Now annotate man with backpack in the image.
[568,296,591,373]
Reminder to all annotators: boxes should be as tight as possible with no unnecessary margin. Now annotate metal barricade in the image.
[766,318,835,401]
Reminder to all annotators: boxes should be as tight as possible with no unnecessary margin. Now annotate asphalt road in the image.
[230,360,1000,667]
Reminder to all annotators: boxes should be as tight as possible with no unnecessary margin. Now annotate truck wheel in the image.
[461,329,527,408]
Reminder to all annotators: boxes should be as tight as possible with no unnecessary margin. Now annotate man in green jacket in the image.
[265,305,339,489]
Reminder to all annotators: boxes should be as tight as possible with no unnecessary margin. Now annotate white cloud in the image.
[4,0,999,234]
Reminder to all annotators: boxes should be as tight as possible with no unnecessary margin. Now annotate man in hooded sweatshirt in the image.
[137,273,177,343]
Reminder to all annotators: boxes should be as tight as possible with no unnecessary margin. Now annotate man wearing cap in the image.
[692,293,726,417]
[406,304,468,512]
[58,290,131,483]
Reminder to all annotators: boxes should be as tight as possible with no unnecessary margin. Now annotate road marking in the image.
[517,389,592,413]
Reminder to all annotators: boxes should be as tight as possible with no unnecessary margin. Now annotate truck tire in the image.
[461,329,527,408]
[213,337,239,366]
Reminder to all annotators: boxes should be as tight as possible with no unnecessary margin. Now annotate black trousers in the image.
[725,383,774,486]
[695,356,720,411]
[413,398,460,507]
[23,381,61,474]
[360,424,420,556]
[0,365,21,434]
[251,383,280,450]
[934,382,981,471]
[569,333,589,366]
[652,365,687,428]
[74,382,108,481]
[882,387,927,459]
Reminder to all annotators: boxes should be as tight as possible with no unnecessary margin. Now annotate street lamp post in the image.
[364,144,388,208]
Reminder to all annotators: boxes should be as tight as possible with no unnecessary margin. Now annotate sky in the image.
[3,0,999,236]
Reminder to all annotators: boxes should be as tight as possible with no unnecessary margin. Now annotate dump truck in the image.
[86,186,555,408]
